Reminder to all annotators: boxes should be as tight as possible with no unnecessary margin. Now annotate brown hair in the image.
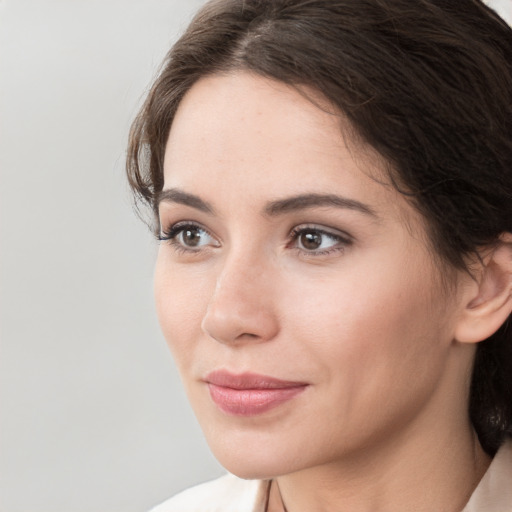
[127,0,512,454]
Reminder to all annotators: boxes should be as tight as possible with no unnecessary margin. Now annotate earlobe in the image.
[455,233,512,344]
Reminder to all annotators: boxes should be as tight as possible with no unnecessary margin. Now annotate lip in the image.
[204,370,308,416]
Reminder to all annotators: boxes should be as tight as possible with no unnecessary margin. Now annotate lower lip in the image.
[207,383,307,416]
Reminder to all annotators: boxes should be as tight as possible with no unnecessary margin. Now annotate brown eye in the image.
[292,226,349,254]
[181,227,203,247]
[175,225,217,249]
[300,231,323,250]
[159,222,218,251]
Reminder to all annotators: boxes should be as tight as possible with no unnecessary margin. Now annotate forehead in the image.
[163,72,415,225]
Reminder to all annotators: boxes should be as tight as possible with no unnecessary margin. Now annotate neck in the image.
[270,429,489,512]
[269,394,490,512]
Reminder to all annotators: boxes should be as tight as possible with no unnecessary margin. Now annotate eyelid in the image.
[159,220,204,237]
[288,224,353,255]
[158,220,220,249]
[289,224,353,242]
[158,219,352,257]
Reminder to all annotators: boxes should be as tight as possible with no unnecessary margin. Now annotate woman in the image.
[127,1,512,510]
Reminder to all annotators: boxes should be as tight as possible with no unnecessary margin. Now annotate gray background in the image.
[1,1,511,511]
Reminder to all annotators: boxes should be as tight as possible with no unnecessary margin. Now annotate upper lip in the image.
[205,370,308,390]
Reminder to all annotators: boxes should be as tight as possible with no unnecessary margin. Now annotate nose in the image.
[201,253,280,345]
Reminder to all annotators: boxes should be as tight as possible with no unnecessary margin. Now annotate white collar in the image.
[462,437,512,512]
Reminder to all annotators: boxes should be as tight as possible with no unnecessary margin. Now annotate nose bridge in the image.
[218,245,265,298]
[201,244,279,344]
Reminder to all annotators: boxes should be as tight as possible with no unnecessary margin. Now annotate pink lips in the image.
[205,370,308,416]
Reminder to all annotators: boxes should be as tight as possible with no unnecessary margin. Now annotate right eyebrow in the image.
[264,193,378,218]
[156,188,215,215]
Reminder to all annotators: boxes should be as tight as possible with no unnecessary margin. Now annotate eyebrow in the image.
[265,193,378,218]
[157,188,377,219]
[157,188,214,214]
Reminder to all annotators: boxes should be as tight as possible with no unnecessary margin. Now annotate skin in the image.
[154,72,491,511]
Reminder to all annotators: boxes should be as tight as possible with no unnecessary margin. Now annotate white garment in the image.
[150,474,264,512]
[151,438,512,512]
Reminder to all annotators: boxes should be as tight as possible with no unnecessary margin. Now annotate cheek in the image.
[154,253,212,366]
[283,258,448,403]
[283,260,426,342]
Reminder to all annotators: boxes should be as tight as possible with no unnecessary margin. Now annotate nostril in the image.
[236,332,260,341]
[202,305,279,345]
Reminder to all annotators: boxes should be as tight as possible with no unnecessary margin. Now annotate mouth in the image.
[204,370,309,416]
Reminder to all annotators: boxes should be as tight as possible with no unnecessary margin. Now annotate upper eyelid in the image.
[290,224,353,240]
[288,230,351,258]
[159,219,209,233]
[159,220,353,247]
[158,222,220,252]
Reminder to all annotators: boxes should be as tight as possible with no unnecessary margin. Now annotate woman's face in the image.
[155,72,470,479]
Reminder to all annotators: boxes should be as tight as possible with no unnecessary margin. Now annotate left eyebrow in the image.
[156,188,215,214]
[264,193,378,218]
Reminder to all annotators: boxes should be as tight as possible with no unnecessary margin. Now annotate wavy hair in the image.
[127,0,512,454]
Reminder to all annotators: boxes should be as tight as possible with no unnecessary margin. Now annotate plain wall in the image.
[1,1,511,511]
[0,2,224,512]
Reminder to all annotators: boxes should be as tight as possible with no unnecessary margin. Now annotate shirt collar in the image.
[462,437,512,512]
[254,438,512,512]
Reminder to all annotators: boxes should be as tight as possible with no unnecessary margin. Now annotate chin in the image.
[203,428,309,481]
[214,452,287,481]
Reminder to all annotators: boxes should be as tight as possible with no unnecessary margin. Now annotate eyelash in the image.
[288,225,353,256]
[158,221,353,256]
[158,222,216,254]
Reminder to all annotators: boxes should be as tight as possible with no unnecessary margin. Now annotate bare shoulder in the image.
[149,474,267,512]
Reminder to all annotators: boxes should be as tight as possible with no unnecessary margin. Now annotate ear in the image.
[455,233,512,344]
